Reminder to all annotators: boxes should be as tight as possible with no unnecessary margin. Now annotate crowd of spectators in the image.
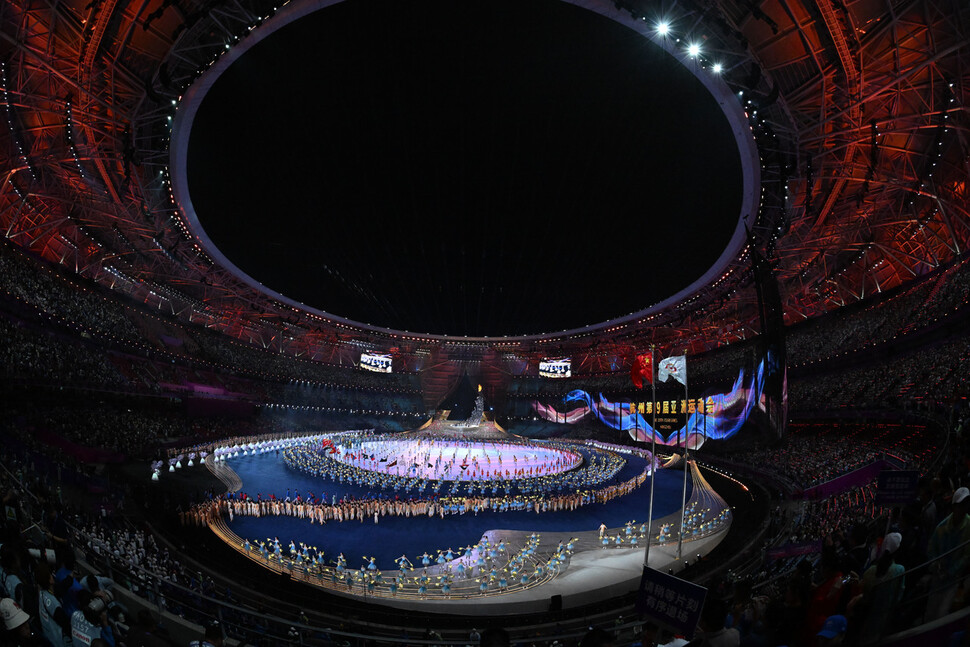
[4,234,970,437]
[724,422,934,490]
[0,241,144,345]
[510,252,970,422]
[0,381,967,647]
[6,400,186,457]
[515,257,970,425]
[705,410,970,646]
[909,256,970,329]
[0,317,129,390]
[785,256,970,368]
[2,393,427,460]
[5,218,970,645]
[0,241,422,407]
[790,335,970,413]
[4,407,968,647]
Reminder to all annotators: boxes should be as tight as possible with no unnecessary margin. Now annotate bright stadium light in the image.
[688,43,701,57]
[657,22,669,36]
[713,63,723,73]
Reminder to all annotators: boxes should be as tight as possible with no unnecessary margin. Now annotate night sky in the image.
[187,0,742,337]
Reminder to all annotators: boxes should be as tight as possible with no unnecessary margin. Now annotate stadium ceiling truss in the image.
[0,0,968,372]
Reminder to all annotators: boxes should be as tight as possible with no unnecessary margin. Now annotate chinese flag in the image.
[630,353,653,389]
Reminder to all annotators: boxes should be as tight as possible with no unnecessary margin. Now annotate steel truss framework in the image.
[0,0,968,374]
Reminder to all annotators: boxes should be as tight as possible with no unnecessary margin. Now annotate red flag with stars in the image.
[630,353,653,389]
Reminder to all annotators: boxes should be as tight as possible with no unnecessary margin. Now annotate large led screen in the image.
[360,352,392,373]
[532,355,774,448]
[539,358,571,378]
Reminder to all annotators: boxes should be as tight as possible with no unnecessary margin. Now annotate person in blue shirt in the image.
[36,563,71,647]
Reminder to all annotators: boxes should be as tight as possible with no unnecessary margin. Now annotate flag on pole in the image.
[630,353,653,389]
[658,355,687,385]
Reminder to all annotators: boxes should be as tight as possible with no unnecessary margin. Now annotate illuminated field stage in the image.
[195,427,734,614]
[330,439,583,480]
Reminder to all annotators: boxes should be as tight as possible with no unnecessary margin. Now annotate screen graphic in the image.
[531,356,771,448]
[539,358,571,378]
[360,352,392,373]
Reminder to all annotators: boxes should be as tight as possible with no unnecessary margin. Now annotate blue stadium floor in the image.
[224,451,691,570]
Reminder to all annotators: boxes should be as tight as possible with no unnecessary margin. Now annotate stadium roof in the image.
[181,0,746,337]
[1,0,968,366]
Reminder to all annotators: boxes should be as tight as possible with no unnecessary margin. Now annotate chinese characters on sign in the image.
[874,470,920,507]
[636,567,707,639]
[630,398,716,433]
[634,398,716,416]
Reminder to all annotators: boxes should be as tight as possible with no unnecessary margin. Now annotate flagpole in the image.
[634,389,639,442]
[677,351,689,563]
[643,345,657,569]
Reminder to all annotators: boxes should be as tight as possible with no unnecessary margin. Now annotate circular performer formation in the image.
[329,438,583,482]
[178,423,734,613]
